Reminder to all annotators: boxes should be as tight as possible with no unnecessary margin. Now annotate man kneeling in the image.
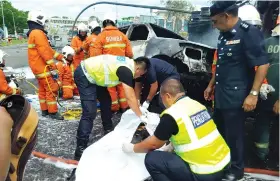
[122,79,230,181]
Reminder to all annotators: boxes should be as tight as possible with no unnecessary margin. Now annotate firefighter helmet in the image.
[88,21,100,30]
[27,10,48,26]
[102,12,117,27]
[77,23,88,32]
[239,5,262,27]
[0,49,7,66]
[62,46,75,59]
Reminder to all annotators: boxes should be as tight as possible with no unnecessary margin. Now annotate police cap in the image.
[210,1,238,17]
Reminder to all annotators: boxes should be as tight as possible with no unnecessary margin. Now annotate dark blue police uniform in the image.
[137,58,180,111]
[213,19,268,179]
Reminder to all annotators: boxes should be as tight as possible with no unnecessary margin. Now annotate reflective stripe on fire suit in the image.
[28,29,62,113]
[71,36,88,69]
[56,62,78,99]
[92,26,133,111]
[0,69,20,100]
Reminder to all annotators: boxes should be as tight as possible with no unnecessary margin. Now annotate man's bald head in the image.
[160,79,185,97]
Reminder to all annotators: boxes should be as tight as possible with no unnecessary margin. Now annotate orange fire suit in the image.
[0,69,21,100]
[56,62,79,99]
[28,29,63,113]
[71,36,88,69]
[92,26,133,111]
[84,34,98,57]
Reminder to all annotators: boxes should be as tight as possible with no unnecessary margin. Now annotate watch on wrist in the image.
[250,90,259,96]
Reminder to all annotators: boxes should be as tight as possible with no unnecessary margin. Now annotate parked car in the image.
[119,23,216,112]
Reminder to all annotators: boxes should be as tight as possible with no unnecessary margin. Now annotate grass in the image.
[0,39,27,47]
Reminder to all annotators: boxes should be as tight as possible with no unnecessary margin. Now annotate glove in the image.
[260,84,275,100]
[140,115,149,125]
[51,70,59,80]
[142,101,150,109]
[122,143,135,153]
[159,143,174,152]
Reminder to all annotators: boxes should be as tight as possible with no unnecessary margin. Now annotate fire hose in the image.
[12,70,280,177]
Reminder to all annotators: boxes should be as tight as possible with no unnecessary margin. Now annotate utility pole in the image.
[7,9,17,38]
[0,0,5,38]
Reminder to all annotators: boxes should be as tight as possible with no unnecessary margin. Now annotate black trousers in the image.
[74,65,113,140]
[213,108,245,177]
[145,151,224,181]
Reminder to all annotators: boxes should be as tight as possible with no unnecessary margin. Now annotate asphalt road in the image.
[2,44,29,68]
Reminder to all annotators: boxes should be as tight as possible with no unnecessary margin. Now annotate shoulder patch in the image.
[240,22,250,31]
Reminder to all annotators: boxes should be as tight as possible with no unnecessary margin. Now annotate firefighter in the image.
[27,10,64,120]
[205,2,269,180]
[73,54,149,161]
[84,21,101,57]
[254,14,279,165]
[71,23,89,69]
[122,79,230,181]
[56,46,78,100]
[0,107,12,180]
[0,49,22,101]
[0,95,38,181]
[92,12,133,113]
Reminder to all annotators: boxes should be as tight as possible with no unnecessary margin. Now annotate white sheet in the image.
[75,109,160,181]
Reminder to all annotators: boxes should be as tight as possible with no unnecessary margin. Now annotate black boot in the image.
[49,112,64,120]
[42,110,49,117]
[74,137,89,161]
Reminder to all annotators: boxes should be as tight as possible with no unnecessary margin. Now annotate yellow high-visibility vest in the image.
[160,97,230,174]
[81,55,134,87]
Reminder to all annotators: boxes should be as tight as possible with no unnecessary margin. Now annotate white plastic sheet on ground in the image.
[75,108,160,181]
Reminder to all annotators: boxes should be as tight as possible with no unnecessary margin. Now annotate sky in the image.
[9,0,210,20]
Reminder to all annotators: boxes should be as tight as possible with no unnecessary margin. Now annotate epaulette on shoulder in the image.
[240,21,250,31]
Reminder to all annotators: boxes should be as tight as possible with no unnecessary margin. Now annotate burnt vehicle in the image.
[119,23,216,112]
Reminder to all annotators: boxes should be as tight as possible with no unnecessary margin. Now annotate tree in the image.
[0,0,28,35]
[161,0,194,33]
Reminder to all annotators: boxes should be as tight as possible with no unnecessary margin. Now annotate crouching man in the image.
[122,79,230,181]
[56,46,79,99]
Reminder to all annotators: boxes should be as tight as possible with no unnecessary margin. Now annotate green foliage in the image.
[161,0,194,33]
[0,0,28,34]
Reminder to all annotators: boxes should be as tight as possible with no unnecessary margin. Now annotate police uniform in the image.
[210,1,268,179]
[136,58,180,112]
[145,96,230,181]
[73,55,135,160]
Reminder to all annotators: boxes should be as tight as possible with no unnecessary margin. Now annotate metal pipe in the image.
[1,0,5,38]
[6,9,17,38]
[72,1,192,36]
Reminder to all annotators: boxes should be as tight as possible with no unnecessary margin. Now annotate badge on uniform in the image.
[116,56,126,62]
[190,110,211,129]
[226,39,240,45]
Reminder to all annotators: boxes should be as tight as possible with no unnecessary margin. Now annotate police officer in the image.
[122,79,230,181]
[134,56,180,111]
[73,54,150,161]
[204,1,269,180]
